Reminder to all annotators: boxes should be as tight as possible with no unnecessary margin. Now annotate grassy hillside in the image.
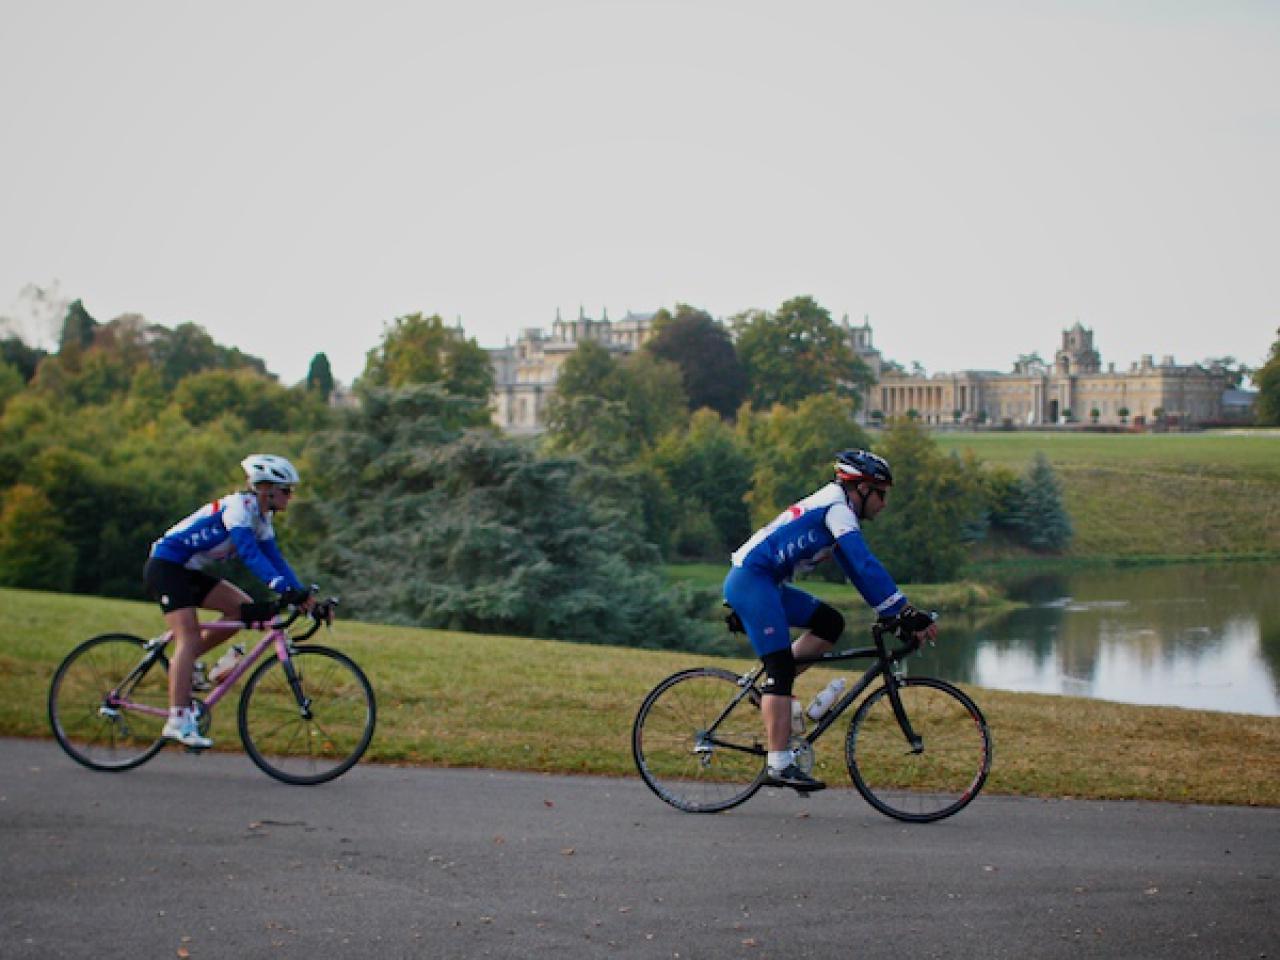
[6,588,1277,807]
[933,430,1280,559]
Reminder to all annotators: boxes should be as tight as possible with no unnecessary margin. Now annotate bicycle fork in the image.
[885,670,924,754]
[275,643,313,720]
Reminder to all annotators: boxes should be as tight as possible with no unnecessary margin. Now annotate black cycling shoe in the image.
[763,763,826,792]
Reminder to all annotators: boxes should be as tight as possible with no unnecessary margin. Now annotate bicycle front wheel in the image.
[48,634,169,772]
[238,645,376,785]
[844,677,991,823]
[632,667,765,813]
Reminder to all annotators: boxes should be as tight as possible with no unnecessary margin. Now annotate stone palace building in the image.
[870,323,1233,427]
[487,312,1234,433]
[488,307,658,435]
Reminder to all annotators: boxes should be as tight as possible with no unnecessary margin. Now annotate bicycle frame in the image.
[106,616,302,721]
[708,623,923,758]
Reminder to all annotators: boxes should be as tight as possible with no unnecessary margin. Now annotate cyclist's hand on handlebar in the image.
[311,599,336,625]
[892,605,939,646]
[278,585,320,613]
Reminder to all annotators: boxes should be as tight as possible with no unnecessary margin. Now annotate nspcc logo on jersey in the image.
[774,529,821,565]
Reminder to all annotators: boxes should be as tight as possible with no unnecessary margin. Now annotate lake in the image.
[909,561,1280,717]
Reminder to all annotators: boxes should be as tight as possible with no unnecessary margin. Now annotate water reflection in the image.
[912,561,1280,716]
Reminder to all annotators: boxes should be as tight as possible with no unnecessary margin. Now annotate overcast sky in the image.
[2,0,1276,387]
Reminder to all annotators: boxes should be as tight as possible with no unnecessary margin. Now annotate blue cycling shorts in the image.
[723,565,822,657]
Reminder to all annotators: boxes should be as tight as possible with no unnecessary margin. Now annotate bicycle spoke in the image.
[238,647,376,785]
[48,635,169,772]
[632,668,765,813]
[845,678,991,822]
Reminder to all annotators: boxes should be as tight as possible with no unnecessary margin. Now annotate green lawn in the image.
[7,587,1278,807]
[933,429,1280,560]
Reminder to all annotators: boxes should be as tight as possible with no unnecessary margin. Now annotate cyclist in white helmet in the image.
[144,454,315,748]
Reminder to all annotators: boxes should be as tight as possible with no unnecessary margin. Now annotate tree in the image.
[736,394,870,527]
[1255,329,1280,426]
[611,351,688,449]
[545,340,688,460]
[859,417,979,583]
[645,305,747,418]
[359,312,494,406]
[546,341,630,459]
[57,299,98,357]
[149,321,269,387]
[1005,452,1072,552]
[650,409,754,557]
[297,386,719,650]
[1201,356,1250,389]
[0,362,22,411]
[733,296,867,413]
[174,369,298,431]
[306,352,335,401]
[0,484,75,590]
[0,336,46,381]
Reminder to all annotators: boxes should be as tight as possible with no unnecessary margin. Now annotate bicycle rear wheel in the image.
[844,677,991,822]
[48,634,169,772]
[632,667,765,813]
[238,645,376,785]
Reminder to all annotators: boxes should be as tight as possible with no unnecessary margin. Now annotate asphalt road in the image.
[1,737,1276,959]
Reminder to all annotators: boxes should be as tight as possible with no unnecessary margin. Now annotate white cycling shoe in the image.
[162,714,213,750]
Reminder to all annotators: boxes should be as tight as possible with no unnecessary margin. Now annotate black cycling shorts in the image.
[143,557,222,613]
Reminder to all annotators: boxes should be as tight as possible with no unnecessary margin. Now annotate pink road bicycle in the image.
[47,597,376,785]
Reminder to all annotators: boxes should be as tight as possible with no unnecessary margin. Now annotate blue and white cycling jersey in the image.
[730,482,906,618]
[149,492,303,594]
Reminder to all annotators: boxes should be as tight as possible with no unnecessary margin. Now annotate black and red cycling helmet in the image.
[834,449,893,487]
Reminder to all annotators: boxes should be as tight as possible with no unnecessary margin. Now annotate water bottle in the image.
[208,644,245,683]
[790,698,805,735]
[806,677,847,721]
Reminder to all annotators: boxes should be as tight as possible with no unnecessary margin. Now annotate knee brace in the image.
[759,649,796,698]
[807,602,846,645]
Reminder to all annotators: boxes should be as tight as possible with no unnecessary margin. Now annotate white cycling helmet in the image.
[241,454,300,487]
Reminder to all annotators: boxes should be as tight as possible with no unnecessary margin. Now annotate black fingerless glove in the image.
[890,604,935,633]
[278,587,308,607]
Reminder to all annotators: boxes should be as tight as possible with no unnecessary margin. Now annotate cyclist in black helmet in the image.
[724,449,938,792]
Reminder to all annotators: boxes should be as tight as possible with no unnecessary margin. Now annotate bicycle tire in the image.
[632,667,766,813]
[237,645,376,785]
[48,634,169,772]
[844,677,991,823]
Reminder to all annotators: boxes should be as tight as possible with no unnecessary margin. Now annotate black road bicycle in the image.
[632,612,992,822]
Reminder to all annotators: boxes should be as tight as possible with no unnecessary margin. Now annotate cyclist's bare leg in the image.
[762,694,791,751]
[165,607,205,710]
[165,582,254,708]
[791,630,833,675]
[196,580,253,654]
[759,633,837,751]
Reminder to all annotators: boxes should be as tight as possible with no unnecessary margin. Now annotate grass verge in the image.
[6,587,1277,807]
